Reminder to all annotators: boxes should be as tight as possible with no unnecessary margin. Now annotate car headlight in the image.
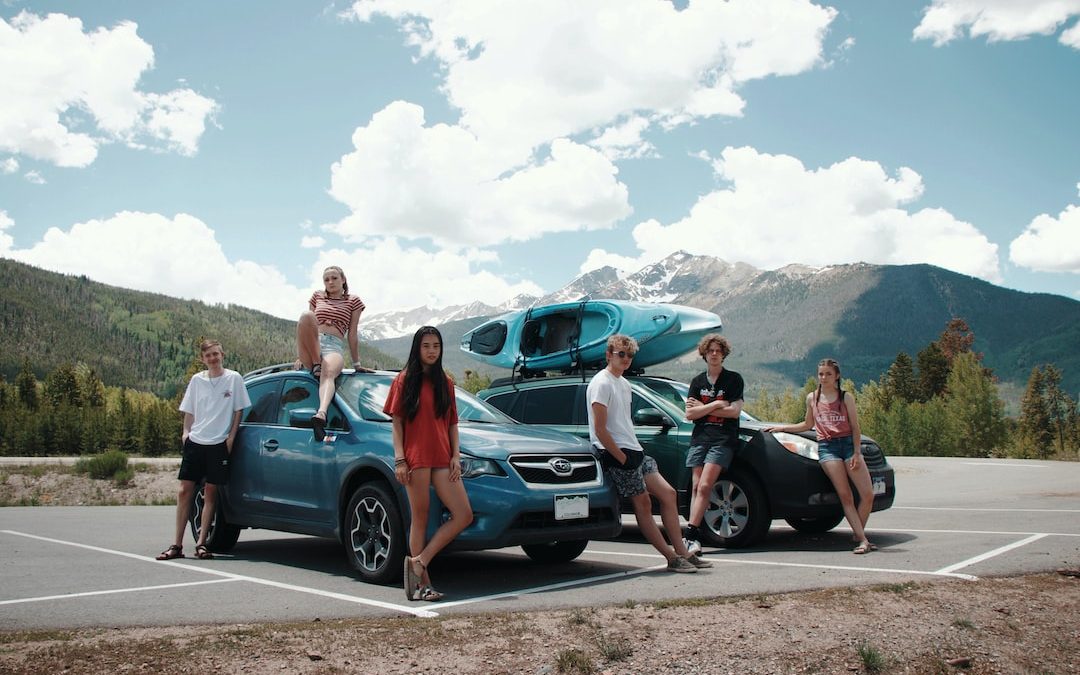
[459,454,506,479]
[772,432,819,461]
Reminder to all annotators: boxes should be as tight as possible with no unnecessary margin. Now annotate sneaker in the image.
[666,556,698,574]
[686,553,713,569]
[683,537,702,556]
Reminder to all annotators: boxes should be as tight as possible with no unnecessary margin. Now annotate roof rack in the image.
[244,363,299,379]
[488,364,646,389]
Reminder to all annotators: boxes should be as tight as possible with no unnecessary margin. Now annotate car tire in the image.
[784,514,845,534]
[697,467,770,549]
[189,482,242,553]
[344,482,406,585]
[521,539,589,563]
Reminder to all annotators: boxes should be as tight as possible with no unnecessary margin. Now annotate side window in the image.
[631,392,655,420]
[277,379,318,426]
[244,380,280,424]
[520,385,577,425]
[484,392,521,420]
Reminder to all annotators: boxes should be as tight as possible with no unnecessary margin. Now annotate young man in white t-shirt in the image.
[156,339,251,561]
[587,334,710,573]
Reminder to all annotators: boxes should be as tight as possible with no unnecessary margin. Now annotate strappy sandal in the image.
[404,556,423,601]
[312,413,326,442]
[310,363,322,379]
[156,544,184,560]
[195,544,214,560]
[853,542,873,555]
[416,585,443,602]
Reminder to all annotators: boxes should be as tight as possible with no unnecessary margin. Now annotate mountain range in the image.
[366,252,1080,396]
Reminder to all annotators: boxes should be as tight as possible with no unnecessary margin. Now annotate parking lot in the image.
[2,456,1078,629]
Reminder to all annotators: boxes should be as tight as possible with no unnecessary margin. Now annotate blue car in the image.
[190,365,622,584]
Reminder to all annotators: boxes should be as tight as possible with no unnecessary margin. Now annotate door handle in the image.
[263,440,279,451]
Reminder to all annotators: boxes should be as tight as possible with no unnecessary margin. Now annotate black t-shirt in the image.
[688,368,744,445]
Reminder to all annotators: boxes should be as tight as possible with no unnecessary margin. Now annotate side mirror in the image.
[633,407,673,428]
[288,408,319,428]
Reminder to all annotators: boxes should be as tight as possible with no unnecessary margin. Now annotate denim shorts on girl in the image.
[817,435,855,463]
[319,332,346,356]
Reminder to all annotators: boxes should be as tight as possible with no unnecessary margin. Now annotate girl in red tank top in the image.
[764,359,877,554]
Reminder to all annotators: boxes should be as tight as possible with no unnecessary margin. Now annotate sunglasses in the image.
[613,350,636,359]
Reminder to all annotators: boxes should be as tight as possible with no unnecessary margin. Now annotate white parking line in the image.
[2,530,437,619]
[959,462,1047,468]
[935,534,1049,574]
[586,549,979,581]
[0,579,238,606]
[894,506,1080,513]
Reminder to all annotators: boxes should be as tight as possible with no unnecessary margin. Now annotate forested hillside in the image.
[0,259,399,398]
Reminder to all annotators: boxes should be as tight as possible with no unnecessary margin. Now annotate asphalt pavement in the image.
[2,456,1078,629]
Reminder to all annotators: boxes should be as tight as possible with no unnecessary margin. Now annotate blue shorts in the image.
[685,442,735,471]
[319,332,346,356]
[818,435,855,463]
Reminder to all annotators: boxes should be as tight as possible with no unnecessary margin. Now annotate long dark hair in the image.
[402,326,452,421]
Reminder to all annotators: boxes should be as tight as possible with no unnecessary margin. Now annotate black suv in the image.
[478,374,895,548]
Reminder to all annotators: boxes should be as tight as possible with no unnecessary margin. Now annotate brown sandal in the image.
[156,545,184,560]
[195,544,214,560]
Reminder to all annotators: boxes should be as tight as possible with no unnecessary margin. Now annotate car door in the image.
[519,383,589,438]
[257,377,341,524]
[230,378,281,514]
[629,387,689,490]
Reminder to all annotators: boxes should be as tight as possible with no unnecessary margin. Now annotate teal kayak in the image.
[460,300,722,371]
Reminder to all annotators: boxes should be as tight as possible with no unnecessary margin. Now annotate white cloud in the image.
[587,146,1002,282]
[0,210,13,252]
[327,100,631,247]
[347,0,837,158]
[301,235,326,248]
[578,247,648,275]
[589,116,657,160]
[913,0,1080,48]
[1009,204,1080,273]
[1,157,17,173]
[0,12,219,167]
[7,212,308,319]
[23,170,45,184]
[306,239,544,313]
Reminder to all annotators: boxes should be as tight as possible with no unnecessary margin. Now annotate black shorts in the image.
[178,439,230,486]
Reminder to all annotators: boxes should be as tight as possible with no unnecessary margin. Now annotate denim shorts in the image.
[319,332,346,356]
[685,442,735,471]
[605,454,659,499]
[818,435,855,463]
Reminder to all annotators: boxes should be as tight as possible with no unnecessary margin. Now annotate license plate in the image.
[872,477,886,496]
[554,494,589,521]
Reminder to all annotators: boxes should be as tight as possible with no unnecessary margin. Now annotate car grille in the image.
[861,440,886,469]
[508,454,600,486]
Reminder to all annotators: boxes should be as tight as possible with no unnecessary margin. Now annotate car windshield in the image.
[336,373,514,424]
[633,376,760,423]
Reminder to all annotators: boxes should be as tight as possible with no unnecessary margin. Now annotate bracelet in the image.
[394,458,407,465]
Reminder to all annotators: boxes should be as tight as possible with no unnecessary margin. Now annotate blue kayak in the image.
[460,300,722,371]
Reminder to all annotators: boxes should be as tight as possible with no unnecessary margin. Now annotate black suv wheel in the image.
[189,483,242,553]
[785,514,844,534]
[344,482,406,584]
[698,466,770,548]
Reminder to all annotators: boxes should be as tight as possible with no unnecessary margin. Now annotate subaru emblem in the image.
[550,458,572,475]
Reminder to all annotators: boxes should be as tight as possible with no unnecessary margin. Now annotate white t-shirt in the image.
[586,368,642,451]
[179,369,252,444]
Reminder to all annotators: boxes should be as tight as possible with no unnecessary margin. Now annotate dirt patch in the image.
[0,574,1077,674]
[0,464,178,506]
[2,468,1078,673]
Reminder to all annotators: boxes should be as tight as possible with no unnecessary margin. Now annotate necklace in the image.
[207,371,226,394]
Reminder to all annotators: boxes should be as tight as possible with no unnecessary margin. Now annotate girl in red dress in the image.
[383,326,473,600]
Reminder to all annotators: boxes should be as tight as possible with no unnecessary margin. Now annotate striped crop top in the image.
[309,292,365,337]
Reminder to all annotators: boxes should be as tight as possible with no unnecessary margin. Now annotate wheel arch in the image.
[338,464,404,542]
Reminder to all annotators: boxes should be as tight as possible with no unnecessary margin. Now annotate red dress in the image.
[383,372,458,469]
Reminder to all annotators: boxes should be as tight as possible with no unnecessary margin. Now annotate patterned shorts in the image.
[605,454,659,499]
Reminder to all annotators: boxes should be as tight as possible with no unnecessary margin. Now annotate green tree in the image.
[916,342,950,400]
[884,352,918,404]
[44,363,82,408]
[16,360,38,411]
[1042,365,1077,457]
[459,369,492,394]
[1015,366,1052,458]
[76,365,107,408]
[943,352,1007,457]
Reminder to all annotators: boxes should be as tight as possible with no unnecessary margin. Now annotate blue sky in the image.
[2,0,1078,321]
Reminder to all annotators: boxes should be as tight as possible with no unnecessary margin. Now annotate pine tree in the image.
[1042,365,1077,457]
[16,360,38,411]
[916,342,950,400]
[943,352,1007,457]
[937,317,977,362]
[885,352,918,404]
[1016,366,1052,458]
